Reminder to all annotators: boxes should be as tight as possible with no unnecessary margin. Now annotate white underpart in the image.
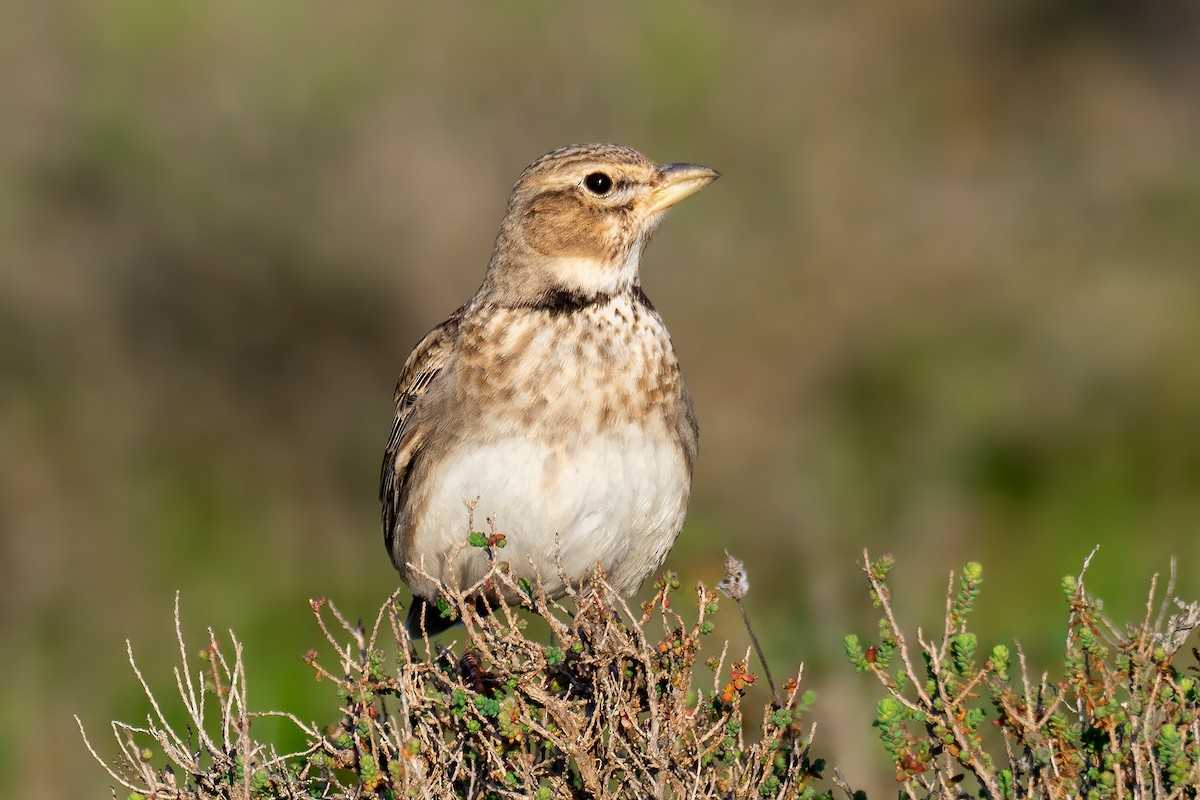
[413,424,688,601]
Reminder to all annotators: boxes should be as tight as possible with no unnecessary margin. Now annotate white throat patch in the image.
[547,251,641,296]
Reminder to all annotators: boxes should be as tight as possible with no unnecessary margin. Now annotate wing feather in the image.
[380,307,465,561]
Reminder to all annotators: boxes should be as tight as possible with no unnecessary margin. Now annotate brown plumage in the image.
[380,143,719,636]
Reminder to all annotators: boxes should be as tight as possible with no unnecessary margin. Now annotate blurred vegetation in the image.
[3,1,1200,798]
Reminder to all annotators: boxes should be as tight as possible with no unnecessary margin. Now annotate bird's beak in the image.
[647,162,720,215]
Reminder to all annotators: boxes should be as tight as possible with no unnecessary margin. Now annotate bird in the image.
[380,143,719,636]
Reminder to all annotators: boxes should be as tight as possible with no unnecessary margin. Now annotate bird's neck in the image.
[477,247,643,310]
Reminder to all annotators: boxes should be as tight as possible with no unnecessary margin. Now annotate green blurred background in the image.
[4,1,1199,796]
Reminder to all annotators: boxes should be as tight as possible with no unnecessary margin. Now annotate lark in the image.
[380,143,719,635]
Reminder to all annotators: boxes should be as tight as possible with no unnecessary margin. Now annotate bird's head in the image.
[482,143,719,305]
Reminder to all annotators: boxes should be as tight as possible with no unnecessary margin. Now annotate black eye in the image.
[584,172,613,195]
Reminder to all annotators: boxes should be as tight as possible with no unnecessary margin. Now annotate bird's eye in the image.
[584,172,613,195]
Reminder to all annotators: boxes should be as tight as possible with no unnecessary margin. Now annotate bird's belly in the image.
[408,424,689,601]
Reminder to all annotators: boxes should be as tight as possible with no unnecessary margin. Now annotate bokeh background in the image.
[4,1,1200,797]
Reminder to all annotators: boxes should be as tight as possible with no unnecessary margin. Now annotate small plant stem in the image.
[735,597,780,707]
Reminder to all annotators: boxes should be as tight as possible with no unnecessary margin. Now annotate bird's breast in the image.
[457,296,683,435]
[398,294,693,601]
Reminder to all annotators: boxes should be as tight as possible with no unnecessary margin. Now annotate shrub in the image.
[846,548,1200,799]
[78,546,825,799]
[79,543,1200,799]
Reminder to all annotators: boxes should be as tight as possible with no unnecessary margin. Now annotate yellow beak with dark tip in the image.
[647,162,721,215]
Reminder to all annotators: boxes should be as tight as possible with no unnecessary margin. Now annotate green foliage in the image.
[847,549,1200,797]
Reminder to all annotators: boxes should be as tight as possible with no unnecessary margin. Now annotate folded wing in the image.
[380,307,465,561]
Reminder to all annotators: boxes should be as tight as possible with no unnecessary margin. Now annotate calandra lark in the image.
[381,143,719,635]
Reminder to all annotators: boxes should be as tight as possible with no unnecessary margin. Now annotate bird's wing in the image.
[380,307,465,559]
